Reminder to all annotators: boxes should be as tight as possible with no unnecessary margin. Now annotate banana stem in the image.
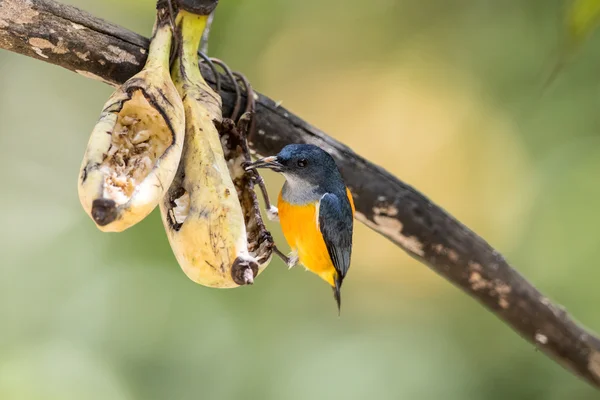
[176,11,209,85]
[144,20,173,71]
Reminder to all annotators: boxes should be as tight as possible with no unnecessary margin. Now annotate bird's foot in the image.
[273,247,298,269]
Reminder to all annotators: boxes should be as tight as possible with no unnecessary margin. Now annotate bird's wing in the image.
[318,192,354,280]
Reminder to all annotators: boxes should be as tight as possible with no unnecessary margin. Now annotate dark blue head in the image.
[246,144,342,189]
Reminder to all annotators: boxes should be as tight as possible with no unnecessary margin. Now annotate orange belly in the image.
[277,193,336,286]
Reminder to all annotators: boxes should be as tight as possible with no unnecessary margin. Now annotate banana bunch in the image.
[160,4,272,288]
[77,0,273,288]
[78,3,184,232]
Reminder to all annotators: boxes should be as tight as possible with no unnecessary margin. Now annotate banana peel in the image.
[160,8,272,288]
[217,114,274,274]
[78,4,185,232]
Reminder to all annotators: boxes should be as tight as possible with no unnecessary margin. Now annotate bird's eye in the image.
[297,158,307,168]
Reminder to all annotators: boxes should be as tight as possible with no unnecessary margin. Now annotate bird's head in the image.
[245,144,341,188]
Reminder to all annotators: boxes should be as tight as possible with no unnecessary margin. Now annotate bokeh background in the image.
[1,0,600,399]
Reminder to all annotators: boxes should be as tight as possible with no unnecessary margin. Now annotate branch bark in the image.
[1,0,600,389]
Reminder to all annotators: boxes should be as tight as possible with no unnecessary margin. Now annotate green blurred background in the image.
[1,0,600,398]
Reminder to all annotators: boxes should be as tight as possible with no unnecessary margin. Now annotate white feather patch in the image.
[267,205,279,221]
[315,194,327,230]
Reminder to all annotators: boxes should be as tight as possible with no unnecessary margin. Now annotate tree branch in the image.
[1,0,599,389]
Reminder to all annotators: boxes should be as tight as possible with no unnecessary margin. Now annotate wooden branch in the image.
[2,0,600,389]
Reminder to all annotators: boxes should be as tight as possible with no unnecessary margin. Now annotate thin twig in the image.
[200,10,214,54]
[198,51,221,93]
[211,58,242,120]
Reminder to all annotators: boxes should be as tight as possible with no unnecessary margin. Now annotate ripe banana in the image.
[160,7,270,288]
[78,5,184,232]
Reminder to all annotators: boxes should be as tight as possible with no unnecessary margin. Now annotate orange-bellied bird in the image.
[246,144,355,312]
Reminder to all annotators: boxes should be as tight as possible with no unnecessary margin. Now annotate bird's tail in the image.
[333,277,342,316]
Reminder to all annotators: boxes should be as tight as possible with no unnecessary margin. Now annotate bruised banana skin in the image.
[78,10,184,232]
[160,11,261,288]
[218,117,274,270]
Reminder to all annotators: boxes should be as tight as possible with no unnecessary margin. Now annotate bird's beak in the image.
[245,156,283,172]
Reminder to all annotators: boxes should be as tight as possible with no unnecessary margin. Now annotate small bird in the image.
[246,144,355,312]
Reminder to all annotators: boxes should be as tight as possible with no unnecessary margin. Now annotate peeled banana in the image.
[160,6,270,288]
[78,4,184,232]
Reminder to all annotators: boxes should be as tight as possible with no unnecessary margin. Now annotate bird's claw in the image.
[273,246,297,269]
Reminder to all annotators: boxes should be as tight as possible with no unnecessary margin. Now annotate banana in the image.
[218,114,274,277]
[160,6,271,288]
[78,4,184,232]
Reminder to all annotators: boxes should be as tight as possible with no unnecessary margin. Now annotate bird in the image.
[245,144,355,313]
